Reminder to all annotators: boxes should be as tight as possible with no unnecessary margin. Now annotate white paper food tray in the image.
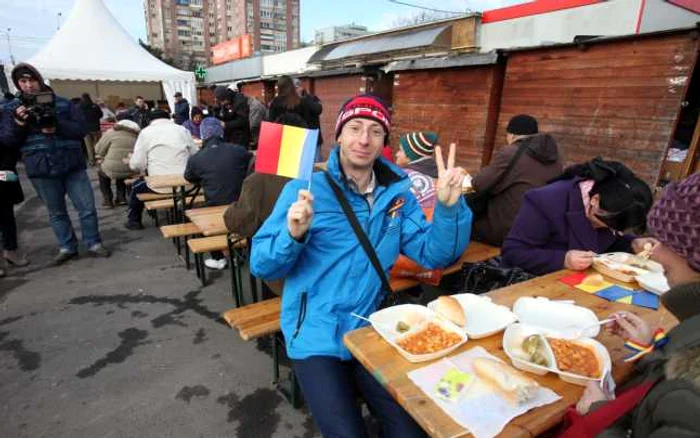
[503,297,612,386]
[369,304,468,363]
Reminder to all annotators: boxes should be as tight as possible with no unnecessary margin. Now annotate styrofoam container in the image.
[636,272,670,295]
[503,297,612,386]
[427,294,518,339]
[502,324,556,376]
[593,252,665,283]
[369,304,468,363]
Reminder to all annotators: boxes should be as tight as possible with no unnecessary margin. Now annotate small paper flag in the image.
[256,121,318,181]
[596,285,634,302]
[630,292,659,310]
[560,272,588,287]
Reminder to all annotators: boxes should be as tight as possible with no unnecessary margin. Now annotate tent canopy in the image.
[28,0,196,109]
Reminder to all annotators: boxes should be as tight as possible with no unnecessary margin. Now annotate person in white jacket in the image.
[125,110,197,229]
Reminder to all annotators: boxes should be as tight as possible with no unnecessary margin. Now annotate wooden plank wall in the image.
[391,66,499,175]
[497,33,699,185]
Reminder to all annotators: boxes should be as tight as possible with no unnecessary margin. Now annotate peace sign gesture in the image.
[435,143,466,207]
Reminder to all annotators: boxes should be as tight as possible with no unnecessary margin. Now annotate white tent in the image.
[27,0,196,110]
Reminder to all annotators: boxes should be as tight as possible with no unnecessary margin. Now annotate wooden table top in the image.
[145,174,190,189]
[186,207,229,237]
[389,242,500,292]
[344,269,678,438]
[185,205,228,219]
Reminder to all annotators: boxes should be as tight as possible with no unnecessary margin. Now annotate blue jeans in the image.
[31,170,102,253]
[292,356,426,438]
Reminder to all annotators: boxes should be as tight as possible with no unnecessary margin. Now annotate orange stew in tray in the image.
[548,338,601,378]
[396,323,462,355]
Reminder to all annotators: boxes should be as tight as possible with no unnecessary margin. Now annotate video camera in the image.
[19,91,57,129]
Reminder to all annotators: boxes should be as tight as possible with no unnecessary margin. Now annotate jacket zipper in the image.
[290,292,308,345]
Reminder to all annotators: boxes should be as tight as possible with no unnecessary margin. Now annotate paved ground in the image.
[0,167,319,438]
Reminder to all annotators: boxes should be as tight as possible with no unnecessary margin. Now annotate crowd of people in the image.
[1,61,699,437]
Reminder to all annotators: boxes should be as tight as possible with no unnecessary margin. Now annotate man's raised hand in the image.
[435,143,466,207]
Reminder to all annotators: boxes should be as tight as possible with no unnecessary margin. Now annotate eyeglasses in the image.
[344,123,385,140]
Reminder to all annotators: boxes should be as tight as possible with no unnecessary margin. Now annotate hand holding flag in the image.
[288,189,314,240]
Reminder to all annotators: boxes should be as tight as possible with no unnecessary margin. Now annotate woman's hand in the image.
[605,311,653,345]
[631,237,661,257]
[564,250,596,271]
[576,381,610,415]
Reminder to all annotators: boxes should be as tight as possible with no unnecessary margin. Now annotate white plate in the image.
[428,294,518,339]
[502,324,556,376]
[636,272,670,295]
[369,305,468,363]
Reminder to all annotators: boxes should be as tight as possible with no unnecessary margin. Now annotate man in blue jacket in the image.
[0,63,110,264]
[172,92,189,125]
[251,94,472,437]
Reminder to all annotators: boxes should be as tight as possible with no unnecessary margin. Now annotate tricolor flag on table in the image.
[255,121,318,181]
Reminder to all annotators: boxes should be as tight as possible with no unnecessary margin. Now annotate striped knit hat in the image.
[647,172,700,272]
[399,131,439,162]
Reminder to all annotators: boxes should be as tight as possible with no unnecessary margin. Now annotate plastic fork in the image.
[351,313,401,336]
[567,318,615,339]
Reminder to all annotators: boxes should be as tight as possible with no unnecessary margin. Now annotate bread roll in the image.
[473,358,539,405]
[434,296,466,327]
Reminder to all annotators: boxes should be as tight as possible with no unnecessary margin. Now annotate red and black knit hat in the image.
[647,172,700,272]
[335,94,391,144]
[399,131,439,161]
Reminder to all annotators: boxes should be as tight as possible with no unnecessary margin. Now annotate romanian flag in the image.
[255,121,318,181]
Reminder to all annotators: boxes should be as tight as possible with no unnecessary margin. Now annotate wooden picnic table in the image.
[185,205,228,236]
[144,174,190,189]
[344,269,678,438]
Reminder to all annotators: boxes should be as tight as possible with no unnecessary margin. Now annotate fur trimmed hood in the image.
[113,119,141,136]
[666,345,700,388]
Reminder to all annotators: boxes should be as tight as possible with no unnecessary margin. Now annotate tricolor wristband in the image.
[623,329,668,362]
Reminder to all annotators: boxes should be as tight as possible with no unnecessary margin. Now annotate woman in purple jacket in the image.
[502,158,654,275]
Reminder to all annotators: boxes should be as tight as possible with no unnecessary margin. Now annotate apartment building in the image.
[314,23,369,44]
[145,0,300,69]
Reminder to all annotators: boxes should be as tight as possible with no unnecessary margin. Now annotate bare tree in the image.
[391,10,457,27]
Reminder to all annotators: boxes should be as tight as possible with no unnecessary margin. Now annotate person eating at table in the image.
[250,94,472,438]
[182,106,203,139]
[184,117,250,270]
[126,109,197,230]
[501,158,654,275]
[568,280,700,437]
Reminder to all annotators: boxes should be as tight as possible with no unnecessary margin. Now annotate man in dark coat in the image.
[184,117,250,270]
[173,92,189,125]
[471,115,563,246]
[128,96,150,128]
[213,86,249,148]
[0,63,110,264]
[79,93,103,166]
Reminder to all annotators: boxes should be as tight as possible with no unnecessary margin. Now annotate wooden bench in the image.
[160,222,201,269]
[137,192,173,202]
[222,296,281,341]
[145,195,205,226]
[187,235,247,289]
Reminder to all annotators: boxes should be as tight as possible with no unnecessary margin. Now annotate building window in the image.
[177,19,189,26]
[175,0,190,5]
[178,30,191,36]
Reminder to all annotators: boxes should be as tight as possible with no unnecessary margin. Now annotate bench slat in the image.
[138,193,173,202]
[160,223,200,239]
[145,195,205,211]
[222,297,281,328]
[187,235,228,253]
[239,316,281,341]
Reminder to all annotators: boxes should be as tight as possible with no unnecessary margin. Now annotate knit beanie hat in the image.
[647,172,700,272]
[200,117,224,141]
[506,114,539,136]
[214,86,233,101]
[399,131,438,161]
[335,94,391,145]
[661,281,700,322]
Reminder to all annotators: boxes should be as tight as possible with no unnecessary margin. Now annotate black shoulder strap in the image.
[324,172,392,294]
[480,142,528,196]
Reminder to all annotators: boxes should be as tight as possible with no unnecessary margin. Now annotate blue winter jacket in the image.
[251,147,473,360]
[0,95,88,178]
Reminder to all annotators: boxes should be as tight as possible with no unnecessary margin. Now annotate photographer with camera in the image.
[0,63,110,265]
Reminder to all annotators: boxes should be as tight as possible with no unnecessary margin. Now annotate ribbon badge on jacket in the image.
[387,197,405,219]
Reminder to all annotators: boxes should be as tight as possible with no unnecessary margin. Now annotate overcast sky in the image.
[0,0,525,65]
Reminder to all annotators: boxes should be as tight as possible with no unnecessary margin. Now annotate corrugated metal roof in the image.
[383,52,499,72]
[205,56,263,84]
[318,25,451,62]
